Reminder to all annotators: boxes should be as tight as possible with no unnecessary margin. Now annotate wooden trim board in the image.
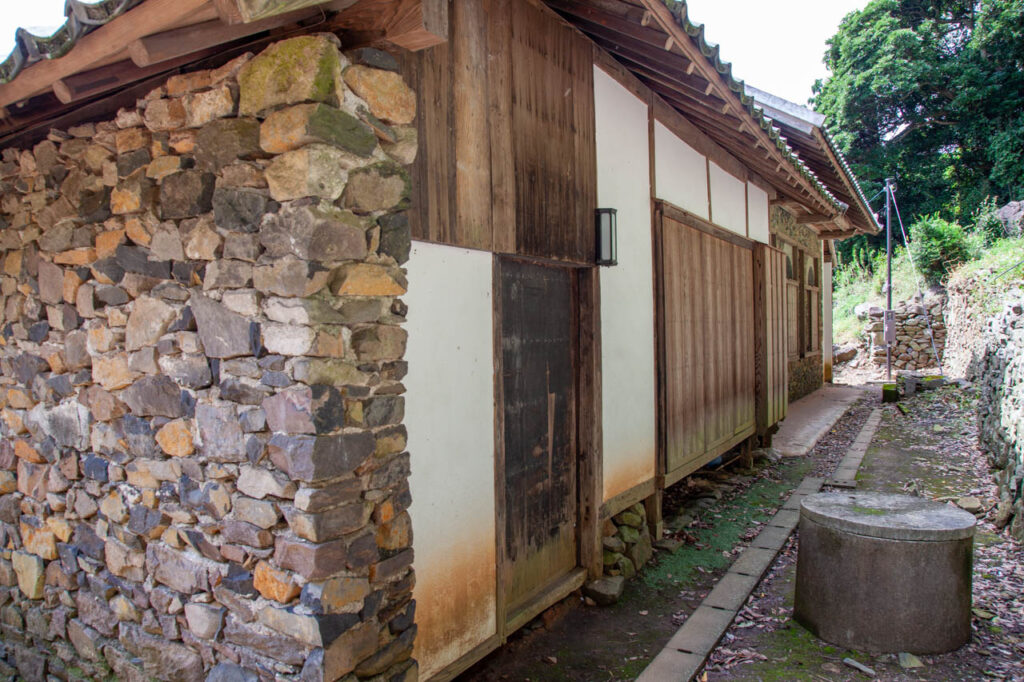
[658,200,754,251]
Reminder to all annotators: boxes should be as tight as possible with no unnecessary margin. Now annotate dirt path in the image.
[703,384,1024,681]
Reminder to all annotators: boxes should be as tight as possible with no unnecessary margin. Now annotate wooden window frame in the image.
[773,235,823,360]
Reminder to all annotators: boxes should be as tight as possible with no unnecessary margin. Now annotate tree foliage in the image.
[814,0,1024,263]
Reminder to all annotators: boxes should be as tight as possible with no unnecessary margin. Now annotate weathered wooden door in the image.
[498,258,577,623]
[754,243,789,434]
[658,206,756,484]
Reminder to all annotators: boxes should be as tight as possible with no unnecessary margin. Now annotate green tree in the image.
[814,0,1024,257]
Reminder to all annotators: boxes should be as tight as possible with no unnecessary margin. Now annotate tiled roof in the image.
[0,0,143,85]
[663,0,845,215]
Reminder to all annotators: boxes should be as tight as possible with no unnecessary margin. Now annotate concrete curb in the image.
[636,478,823,682]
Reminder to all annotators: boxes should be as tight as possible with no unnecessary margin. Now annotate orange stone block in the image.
[342,66,416,125]
[124,216,153,246]
[95,229,126,260]
[20,520,58,560]
[54,248,97,266]
[63,270,83,304]
[253,560,301,604]
[155,420,195,457]
[331,263,407,297]
[13,440,45,464]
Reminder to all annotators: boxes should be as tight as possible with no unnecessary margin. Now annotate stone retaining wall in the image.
[861,292,946,371]
[975,293,1024,539]
[946,271,1024,540]
[0,35,417,682]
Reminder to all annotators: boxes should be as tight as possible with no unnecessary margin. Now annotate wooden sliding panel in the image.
[660,206,756,482]
[510,0,596,263]
[754,243,789,433]
[661,215,706,474]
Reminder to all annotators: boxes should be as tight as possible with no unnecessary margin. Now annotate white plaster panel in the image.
[595,67,657,502]
[747,181,771,244]
[709,161,747,236]
[654,120,709,219]
[405,241,496,678]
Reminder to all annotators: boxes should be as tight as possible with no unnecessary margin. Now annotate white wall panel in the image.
[405,242,496,679]
[595,67,657,502]
[654,120,709,220]
[747,182,770,244]
[709,161,747,236]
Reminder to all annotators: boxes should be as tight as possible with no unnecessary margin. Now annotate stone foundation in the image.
[788,353,823,402]
[0,35,417,682]
[602,503,653,579]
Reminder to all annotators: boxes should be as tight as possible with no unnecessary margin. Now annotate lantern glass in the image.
[596,208,617,266]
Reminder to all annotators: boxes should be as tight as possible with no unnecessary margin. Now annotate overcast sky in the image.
[1,0,866,107]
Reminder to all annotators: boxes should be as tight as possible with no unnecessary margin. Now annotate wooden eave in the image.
[769,122,880,236]
[0,0,447,146]
[545,0,848,229]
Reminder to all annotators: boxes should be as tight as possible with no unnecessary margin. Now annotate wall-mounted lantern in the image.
[595,208,618,266]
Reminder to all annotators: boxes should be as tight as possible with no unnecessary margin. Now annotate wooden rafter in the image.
[0,0,212,108]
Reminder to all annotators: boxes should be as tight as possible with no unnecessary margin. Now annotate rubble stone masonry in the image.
[0,34,417,682]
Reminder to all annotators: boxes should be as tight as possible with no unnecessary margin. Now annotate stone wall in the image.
[946,278,993,378]
[975,294,1024,539]
[0,35,418,682]
[946,269,1024,539]
[860,292,946,372]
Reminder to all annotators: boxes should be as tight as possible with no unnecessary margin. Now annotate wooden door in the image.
[498,258,577,621]
[754,244,789,433]
[659,206,756,483]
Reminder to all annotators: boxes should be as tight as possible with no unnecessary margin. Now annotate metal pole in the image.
[885,178,893,382]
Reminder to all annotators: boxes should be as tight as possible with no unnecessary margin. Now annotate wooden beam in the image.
[233,0,348,22]
[128,5,327,67]
[52,51,219,104]
[385,0,448,50]
[795,213,832,225]
[0,0,211,108]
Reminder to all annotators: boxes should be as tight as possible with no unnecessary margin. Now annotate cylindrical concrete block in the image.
[794,492,976,654]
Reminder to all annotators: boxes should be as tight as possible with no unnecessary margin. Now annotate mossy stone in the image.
[238,35,344,117]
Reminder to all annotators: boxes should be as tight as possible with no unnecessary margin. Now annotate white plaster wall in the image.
[654,120,709,220]
[404,241,496,679]
[595,67,657,502]
[709,161,747,236]
[747,182,771,244]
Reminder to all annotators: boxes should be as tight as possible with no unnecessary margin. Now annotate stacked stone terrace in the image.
[0,33,418,682]
[862,292,947,371]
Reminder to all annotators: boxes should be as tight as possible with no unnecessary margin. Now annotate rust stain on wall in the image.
[603,447,656,503]
[413,540,497,678]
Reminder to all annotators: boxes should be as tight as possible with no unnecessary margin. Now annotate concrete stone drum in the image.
[794,492,976,654]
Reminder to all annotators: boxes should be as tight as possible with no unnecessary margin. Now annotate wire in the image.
[865,188,887,207]
[889,189,944,374]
